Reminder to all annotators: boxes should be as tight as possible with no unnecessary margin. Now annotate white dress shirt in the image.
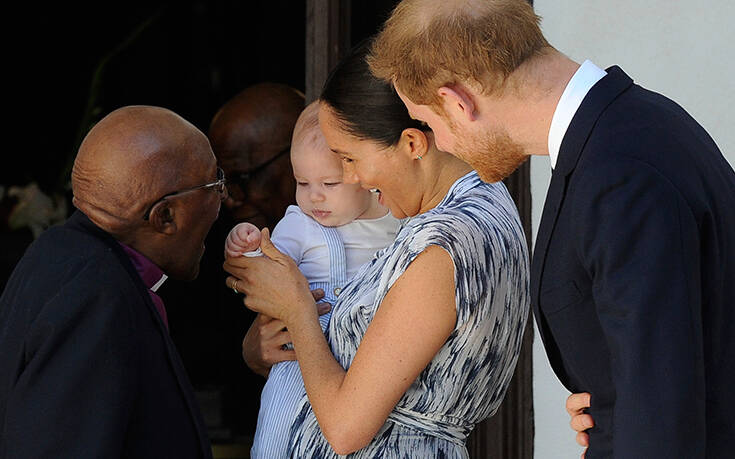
[548,60,607,169]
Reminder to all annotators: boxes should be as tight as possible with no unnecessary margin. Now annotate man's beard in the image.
[451,125,529,183]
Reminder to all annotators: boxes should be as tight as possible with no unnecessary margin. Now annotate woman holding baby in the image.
[225,40,529,458]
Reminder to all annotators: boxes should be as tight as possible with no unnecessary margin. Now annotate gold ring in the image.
[232,279,239,294]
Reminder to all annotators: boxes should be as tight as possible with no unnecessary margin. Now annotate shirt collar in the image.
[548,60,607,169]
[118,242,168,292]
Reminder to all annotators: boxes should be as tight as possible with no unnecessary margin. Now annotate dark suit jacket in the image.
[532,67,735,458]
[0,211,212,458]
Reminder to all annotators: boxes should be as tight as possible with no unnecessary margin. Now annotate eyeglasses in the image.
[227,146,290,192]
[143,167,227,220]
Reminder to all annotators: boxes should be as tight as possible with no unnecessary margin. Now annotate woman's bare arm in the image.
[225,230,457,454]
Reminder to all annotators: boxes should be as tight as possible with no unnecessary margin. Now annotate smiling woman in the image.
[319,107,440,219]
[228,40,531,458]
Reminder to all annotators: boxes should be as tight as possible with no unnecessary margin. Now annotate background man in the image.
[369,0,735,457]
[210,82,305,229]
[0,106,224,457]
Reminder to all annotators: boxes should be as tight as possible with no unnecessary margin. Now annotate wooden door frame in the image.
[304,2,534,457]
[305,0,351,104]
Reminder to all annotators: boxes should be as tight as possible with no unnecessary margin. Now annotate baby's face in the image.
[291,143,375,227]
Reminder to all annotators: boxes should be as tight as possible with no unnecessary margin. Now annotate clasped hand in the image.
[224,228,316,326]
[566,392,594,458]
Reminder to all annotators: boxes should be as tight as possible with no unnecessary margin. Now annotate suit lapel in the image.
[112,244,212,456]
[71,212,211,456]
[531,172,565,329]
[531,67,634,360]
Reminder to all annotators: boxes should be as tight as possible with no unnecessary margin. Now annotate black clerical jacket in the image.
[0,211,212,458]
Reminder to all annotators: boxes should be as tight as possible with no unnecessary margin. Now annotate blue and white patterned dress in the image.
[288,171,530,458]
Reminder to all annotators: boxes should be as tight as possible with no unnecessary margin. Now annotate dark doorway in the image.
[6,0,307,455]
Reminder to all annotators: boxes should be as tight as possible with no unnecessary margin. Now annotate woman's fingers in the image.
[258,316,287,339]
[241,314,295,376]
[269,348,297,363]
[311,288,325,301]
[226,275,241,293]
[254,321,295,365]
[316,301,332,316]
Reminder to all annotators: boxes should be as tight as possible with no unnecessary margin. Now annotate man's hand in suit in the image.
[567,392,594,458]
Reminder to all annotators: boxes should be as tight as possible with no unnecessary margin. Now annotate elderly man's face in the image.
[216,145,295,230]
[165,153,225,281]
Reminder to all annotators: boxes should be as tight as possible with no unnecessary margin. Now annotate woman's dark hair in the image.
[320,38,426,148]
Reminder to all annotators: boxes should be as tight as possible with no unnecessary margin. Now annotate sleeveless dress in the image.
[288,172,530,458]
[252,207,400,459]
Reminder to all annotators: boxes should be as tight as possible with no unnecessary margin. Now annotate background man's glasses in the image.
[143,167,227,220]
[227,146,289,192]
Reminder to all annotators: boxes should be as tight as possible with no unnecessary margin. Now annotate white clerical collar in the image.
[548,60,607,169]
[151,274,168,292]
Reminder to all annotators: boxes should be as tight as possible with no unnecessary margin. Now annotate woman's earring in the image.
[416,155,423,160]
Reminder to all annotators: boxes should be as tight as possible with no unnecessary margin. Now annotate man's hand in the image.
[241,289,329,377]
[566,392,594,458]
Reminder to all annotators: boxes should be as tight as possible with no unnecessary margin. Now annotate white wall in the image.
[530,2,735,458]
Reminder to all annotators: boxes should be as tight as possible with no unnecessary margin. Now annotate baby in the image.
[225,101,400,459]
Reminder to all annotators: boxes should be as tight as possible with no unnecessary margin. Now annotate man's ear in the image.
[437,83,477,122]
[148,201,177,234]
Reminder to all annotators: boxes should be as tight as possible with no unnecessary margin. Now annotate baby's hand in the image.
[225,223,262,258]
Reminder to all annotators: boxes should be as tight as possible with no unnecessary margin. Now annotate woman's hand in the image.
[566,392,594,458]
[242,292,331,378]
[224,228,316,326]
[241,313,292,377]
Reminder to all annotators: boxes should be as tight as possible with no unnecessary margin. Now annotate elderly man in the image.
[0,106,224,458]
[370,1,735,457]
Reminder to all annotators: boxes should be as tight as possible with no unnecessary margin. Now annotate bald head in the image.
[72,105,214,237]
[209,83,305,227]
[209,82,305,168]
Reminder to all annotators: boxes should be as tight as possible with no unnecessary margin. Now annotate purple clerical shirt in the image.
[119,242,169,330]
